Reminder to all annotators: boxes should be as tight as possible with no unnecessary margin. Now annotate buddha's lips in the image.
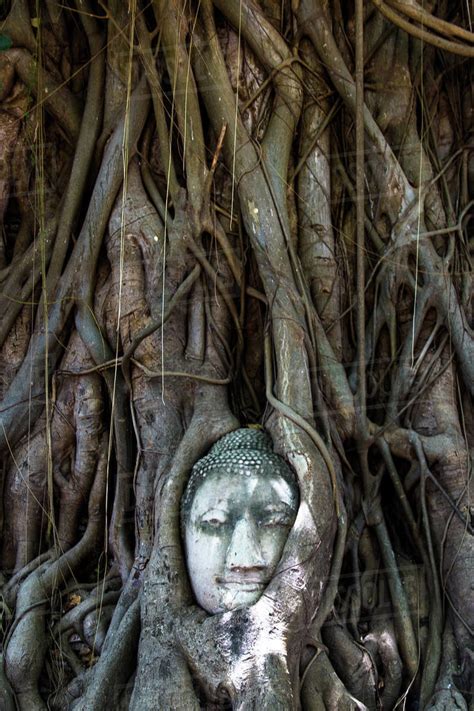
[216,577,267,591]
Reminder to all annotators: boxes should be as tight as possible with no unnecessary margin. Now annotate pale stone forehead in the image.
[181,428,298,521]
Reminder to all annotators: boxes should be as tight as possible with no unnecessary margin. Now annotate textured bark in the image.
[0,1,473,709]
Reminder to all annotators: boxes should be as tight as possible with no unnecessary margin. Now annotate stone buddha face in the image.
[182,429,298,614]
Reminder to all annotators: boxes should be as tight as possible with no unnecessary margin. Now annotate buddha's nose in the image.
[225,517,265,571]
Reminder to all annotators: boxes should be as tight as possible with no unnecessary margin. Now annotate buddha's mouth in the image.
[216,578,267,592]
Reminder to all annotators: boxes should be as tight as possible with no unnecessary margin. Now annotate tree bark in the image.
[0,1,473,708]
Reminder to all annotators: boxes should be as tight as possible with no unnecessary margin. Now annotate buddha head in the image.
[181,428,299,614]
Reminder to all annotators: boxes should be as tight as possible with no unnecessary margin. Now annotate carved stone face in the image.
[183,440,298,614]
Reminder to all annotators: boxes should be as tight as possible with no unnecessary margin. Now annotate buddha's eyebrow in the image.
[269,479,296,506]
[199,506,229,517]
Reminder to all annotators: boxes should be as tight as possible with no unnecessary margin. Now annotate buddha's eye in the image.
[261,513,291,528]
[205,518,224,528]
[199,511,228,531]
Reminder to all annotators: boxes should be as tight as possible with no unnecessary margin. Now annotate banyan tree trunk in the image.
[0,0,473,709]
